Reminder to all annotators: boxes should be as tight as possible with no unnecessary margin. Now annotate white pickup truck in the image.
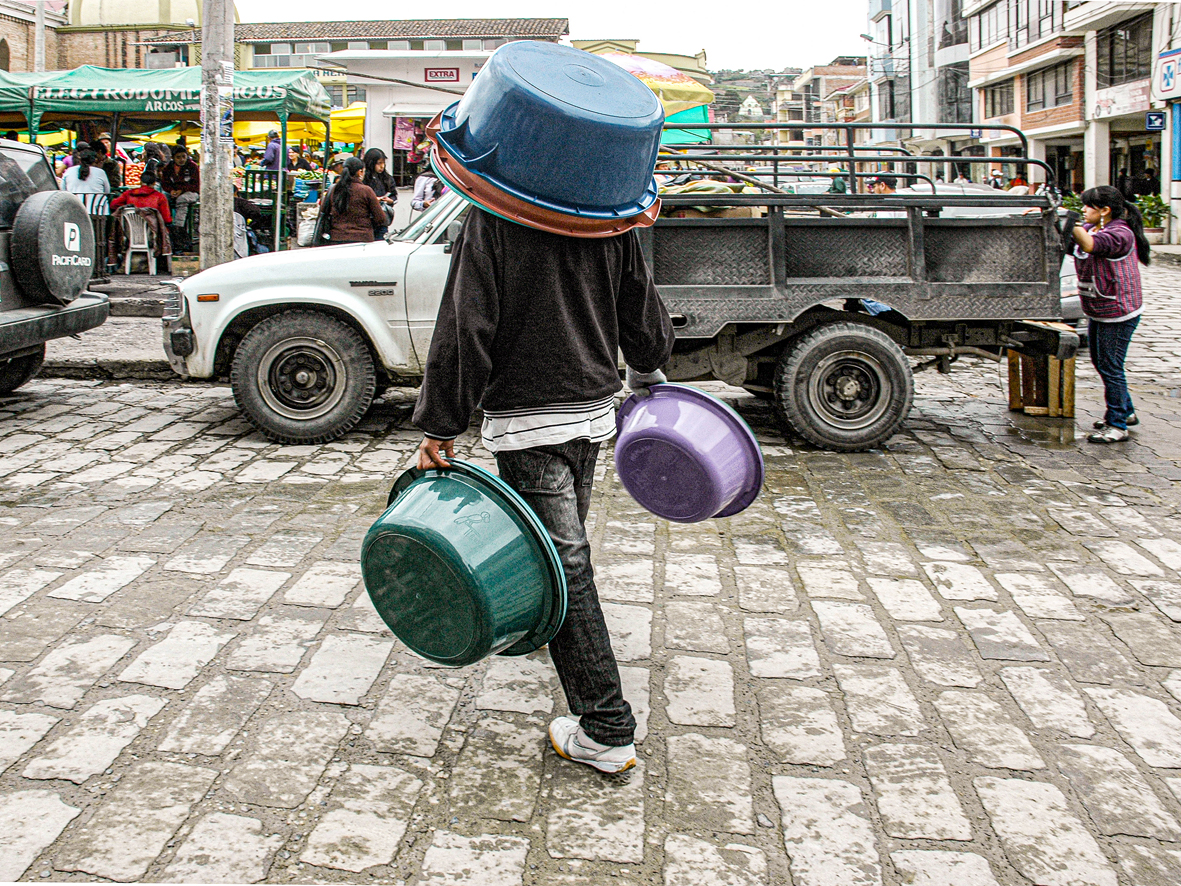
[164,179,1077,451]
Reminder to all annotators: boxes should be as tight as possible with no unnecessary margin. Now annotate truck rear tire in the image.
[231,310,376,444]
[775,322,913,452]
[0,345,46,394]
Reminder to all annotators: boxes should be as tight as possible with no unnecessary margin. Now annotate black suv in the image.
[0,138,108,393]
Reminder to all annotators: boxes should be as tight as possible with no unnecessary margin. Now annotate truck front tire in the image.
[231,310,376,444]
[775,322,913,452]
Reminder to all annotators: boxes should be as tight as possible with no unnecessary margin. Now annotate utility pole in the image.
[199,0,234,268]
[34,0,45,72]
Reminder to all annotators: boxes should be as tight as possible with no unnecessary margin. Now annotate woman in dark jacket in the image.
[321,156,386,244]
[362,147,397,234]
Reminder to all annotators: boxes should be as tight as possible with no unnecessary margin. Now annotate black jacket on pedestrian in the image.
[413,207,675,440]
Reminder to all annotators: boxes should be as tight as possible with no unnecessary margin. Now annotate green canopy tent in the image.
[0,71,59,131]
[28,66,332,250]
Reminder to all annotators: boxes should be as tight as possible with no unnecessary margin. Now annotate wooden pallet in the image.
[1007,350,1075,417]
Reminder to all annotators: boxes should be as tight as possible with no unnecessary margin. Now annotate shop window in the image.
[424,40,446,51]
[388,41,409,50]
[984,80,1014,118]
[1098,13,1153,88]
[1026,61,1073,111]
[462,39,482,50]
[484,39,507,50]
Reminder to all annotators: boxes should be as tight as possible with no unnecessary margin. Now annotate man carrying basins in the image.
[413,41,674,774]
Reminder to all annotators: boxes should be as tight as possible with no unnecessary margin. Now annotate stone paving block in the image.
[1138,537,1181,571]
[1037,621,1140,684]
[999,666,1094,738]
[158,812,282,883]
[0,667,11,685]
[1048,507,1116,536]
[187,567,290,619]
[619,665,650,743]
[889,850,1000,886]
[743,617,821,678]
[23,694,166,783]
[301,763,423,872]
[1056,743,1181,840]
[547,759,644,863]
[756,682,846,766]
[605,521,655,557]
[994,573,1084,621]
[665,601,729,653]
[118,521,202,554]
[866,577,943,622]
[291,633,393,705]
[283,561,361,608]
[601,602,651,661]
[922,562,998,601]
[857,541,920,576]
[973,777,1118,886]
[934,690,1044,770]
[796,563,862,600]
[0,710,59,774]
[665,733,754,835]
[734,565,798,612]
[476,655,558,714]
[223,710,349,808]
[833,664,923,737]
[450,716,543,823]
[597,560,655,603]
[336,589,388,633]
[0,789,81,881]
[896,624,983,687]
[2,633,136,709]
[1084,539,1165,577]
[54,761,218,881]
[665,553,723,596]
[417,830,530,886]
[245,532,321,568]
[1131,579,1181,622]
[28,505,107,536]
[0,600,87,662]
[1101,611,1181,667]
[367,673,461,757]
[234,460,296,483]
[1113,844,1181,886]
[226,610,326,673]
[163,533,250,574]
[863,743,972,840]
[734,539,790,566]
[96,575,205,631]
[158,675,274,755]
[665,656,736,727]
[954,607,1050,661]
[773,776,882,886]
[119,620,235,689]
[0,567,63,616]
[1084,687,1181,768]
[1047,563,1135,606]
[811,601,895,659]
[663,834,767,886]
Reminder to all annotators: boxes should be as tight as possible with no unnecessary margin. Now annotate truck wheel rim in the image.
[257,337,347,421]
[808,351,892,431]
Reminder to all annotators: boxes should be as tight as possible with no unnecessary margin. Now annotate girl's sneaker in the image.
[1087,426,1129,444]
[1093,413,1138,429]
[548,717,636,774]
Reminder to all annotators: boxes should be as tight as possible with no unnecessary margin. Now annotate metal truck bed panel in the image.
[645,205,1061,338]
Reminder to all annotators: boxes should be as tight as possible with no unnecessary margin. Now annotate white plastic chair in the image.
[118,208,155,275]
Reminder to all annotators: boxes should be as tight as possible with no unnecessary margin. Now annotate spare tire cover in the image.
[11,190,95,305]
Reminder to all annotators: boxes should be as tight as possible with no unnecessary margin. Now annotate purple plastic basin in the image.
[614,384,764,523]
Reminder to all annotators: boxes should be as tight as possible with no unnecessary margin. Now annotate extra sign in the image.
[1154,48,1181,101]
[424,68,460,83]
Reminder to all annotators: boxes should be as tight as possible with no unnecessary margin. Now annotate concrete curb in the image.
[41,359,175,381]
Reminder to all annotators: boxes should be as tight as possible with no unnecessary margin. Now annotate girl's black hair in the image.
[362,147,394,194]
[1081,185,1151,265]
[76,148,97,182]
[141,171,158,187]
[332,156,365,216]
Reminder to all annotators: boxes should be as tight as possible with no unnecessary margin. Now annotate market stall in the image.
[24,66,332,251]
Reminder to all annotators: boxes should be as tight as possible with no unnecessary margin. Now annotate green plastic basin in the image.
[361,460,567,667]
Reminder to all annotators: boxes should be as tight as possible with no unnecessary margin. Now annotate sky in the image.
[234,0,870,72]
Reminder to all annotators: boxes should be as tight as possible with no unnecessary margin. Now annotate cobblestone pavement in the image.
[1,265,1181,885]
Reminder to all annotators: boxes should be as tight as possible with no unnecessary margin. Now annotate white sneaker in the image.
[548,716,636,774]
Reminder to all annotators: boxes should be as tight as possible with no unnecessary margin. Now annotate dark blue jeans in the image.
[1089,315,1140,430]
[496,440,636,746]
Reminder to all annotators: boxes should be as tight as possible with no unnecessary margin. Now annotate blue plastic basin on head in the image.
[435,41,664,219]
